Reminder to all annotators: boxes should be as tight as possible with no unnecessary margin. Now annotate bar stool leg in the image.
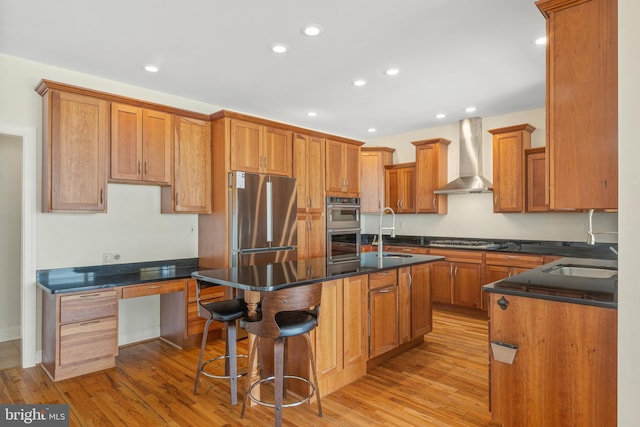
[274,337,285,427]
[227,319,238,405]
[194,317,213,394]
[241,336,259,418]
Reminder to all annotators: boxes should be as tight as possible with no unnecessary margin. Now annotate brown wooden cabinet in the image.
[398,264,432,345]
[488,293,617,426]
[110,104,172,185]
[430,249,484,310]
[483,252,546,310]
[537,0,618,210]
[38,85,109,212]
[42,289,118,381]
[230,119,292,176]
[489,124,535,213]
[315,275,368,397]
[525,147,549,212]
[385,163,416,213]
[360,147,395,213]
[412,138,450,214]
[326,139,362,196]
[294,133,326,259]
[161,115,211,213]
[368,270,398,358]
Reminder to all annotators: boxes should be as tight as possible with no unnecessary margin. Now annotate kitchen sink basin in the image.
[382,253,413,259]
[544,264,617,279]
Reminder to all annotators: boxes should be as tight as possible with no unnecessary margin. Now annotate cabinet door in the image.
[361,151,384,213]
[542,0,617,210]
[59,317,117,366]
[431,261,452,304]
[452,262,483,309]
[230,119,262,173]
[410,263,432,337]
[398,267,412,345]
[325,139,344,193]
[413,138,450,214]
[263,126,292,176]
[111,103,143,182]
[369,285,398,358]
[164,116,211,213]
[46,90,108,212]
[307,212,326,258]
[316,279,343,380]
[398,167,415,212]
[343,275,367,368]
[307,136,326,212]
[492,130,526,212]
[385,168,399,211]
[343,142,360,194]
[294,133,309,212]
[142,109,172,184]
[526,148,548,212]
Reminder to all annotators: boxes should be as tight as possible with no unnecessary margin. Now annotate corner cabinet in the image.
[161,116,211,213]
[326,139,362,196]
[37,83,109,212]
[430,249,484,310]
[489,124,535,213]
[360,147,395,213]
[412,138,450,214]
[537,0,618,210]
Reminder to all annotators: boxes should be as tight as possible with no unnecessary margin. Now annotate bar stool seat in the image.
[194,280,248,406]
[241,282,323,427]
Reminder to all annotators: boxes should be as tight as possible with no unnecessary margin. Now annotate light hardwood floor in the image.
[0,309,492,426]
[0,339,20,370]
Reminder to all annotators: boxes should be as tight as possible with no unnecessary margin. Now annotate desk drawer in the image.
[121,279,185,299]
[369,270,397,289]
[60,290,117,324]
[59,316,117,366]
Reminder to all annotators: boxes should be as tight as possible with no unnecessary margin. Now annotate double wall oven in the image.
[326,196,361,264]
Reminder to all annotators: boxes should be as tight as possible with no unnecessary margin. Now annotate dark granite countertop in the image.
[37,258,201,294]
[483,257,617,309]
[362,234,618,260]
[193,252,444,292]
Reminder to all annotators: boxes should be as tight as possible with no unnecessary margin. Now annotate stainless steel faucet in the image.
[378,207,396,259]
[586,209,618,245]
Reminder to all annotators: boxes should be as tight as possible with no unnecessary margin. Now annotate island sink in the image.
[544,264,617,279]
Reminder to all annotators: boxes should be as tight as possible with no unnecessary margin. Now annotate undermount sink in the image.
[544,264,617,279]
[382,253,413,259]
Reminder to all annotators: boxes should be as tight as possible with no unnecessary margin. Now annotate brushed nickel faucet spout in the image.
[378,207,396,259]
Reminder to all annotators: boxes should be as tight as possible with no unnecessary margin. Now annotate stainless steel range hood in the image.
[433,117,493,194]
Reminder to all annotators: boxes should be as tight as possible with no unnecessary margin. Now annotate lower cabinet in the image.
[368,270,399,358]
[315,275,368,397]
[398,264,432,344]
[489,293,617,426]
[42,289,118,381]
[430,249,484,310]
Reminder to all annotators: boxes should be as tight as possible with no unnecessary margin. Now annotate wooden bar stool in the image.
[193,280,248,405]
[241,282,323,427]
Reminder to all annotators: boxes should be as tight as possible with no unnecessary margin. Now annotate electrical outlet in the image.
[102,253,113,265]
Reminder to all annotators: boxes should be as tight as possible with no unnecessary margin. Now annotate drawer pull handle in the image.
[79,320,101,326]
[378,288,393,293]
[79,293,102,298]
[147,285,162,289]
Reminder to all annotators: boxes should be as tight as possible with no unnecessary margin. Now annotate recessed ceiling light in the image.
[352,79,367,87]
[535,36,547,45]
[465,106,477,113]
[144,65,159,73]
[435,113,446,119]
[384,68,400,76]
[368,128,377,133]
[271,43,289,53]
[302,24,323,36]
[307,111,317,117]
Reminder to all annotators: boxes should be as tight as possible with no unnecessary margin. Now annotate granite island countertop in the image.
[483,257,617,309]
[193,252,444,292]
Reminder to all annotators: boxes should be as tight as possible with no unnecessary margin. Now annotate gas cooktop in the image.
[429,239,508,250]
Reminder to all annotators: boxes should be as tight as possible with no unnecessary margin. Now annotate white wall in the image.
[0,134,22,341]
[362,107,618,242]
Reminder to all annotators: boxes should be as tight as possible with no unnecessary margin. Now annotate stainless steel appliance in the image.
[229,171,297,267]
[326,196,361,229]
[326,196,361,263]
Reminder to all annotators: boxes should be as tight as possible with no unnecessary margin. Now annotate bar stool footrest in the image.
[247,375,317,408]
[201,354,248,380]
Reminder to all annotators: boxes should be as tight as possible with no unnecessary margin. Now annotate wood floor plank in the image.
[1,308,493,426]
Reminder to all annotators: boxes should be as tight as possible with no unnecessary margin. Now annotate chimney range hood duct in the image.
[433,117,493,194]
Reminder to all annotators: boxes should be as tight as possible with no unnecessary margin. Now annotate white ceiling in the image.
[0,0,546,140]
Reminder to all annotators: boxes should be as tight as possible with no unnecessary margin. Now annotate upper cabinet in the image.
[489,124,535,213]
[525,147,549,212]
[537,0,618,210]
[294,133,325,213]
[38,83,108,212]
[230,119,292,176]
[326,139,362,196]
[110,103,172,185]
[360,147,395,213]
[161,116,211,214]
[385,163,416,213]
[412,138,450,214]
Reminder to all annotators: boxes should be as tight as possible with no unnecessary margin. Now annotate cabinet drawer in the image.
[187,280,225,303]
[59,316,117,366]
[369,270,397,289]
[60,290,117,324]
[485,253,544,269]
[429,249,484,264]
[121,279,185,299]
[383,245,429,254]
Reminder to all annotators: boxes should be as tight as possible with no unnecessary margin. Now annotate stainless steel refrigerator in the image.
[229,171,297,267]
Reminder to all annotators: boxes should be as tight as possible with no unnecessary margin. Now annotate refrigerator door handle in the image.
[266,179,273,243]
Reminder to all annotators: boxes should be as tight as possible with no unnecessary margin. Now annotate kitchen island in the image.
[193,252,444,396]
[483,257,617,426]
